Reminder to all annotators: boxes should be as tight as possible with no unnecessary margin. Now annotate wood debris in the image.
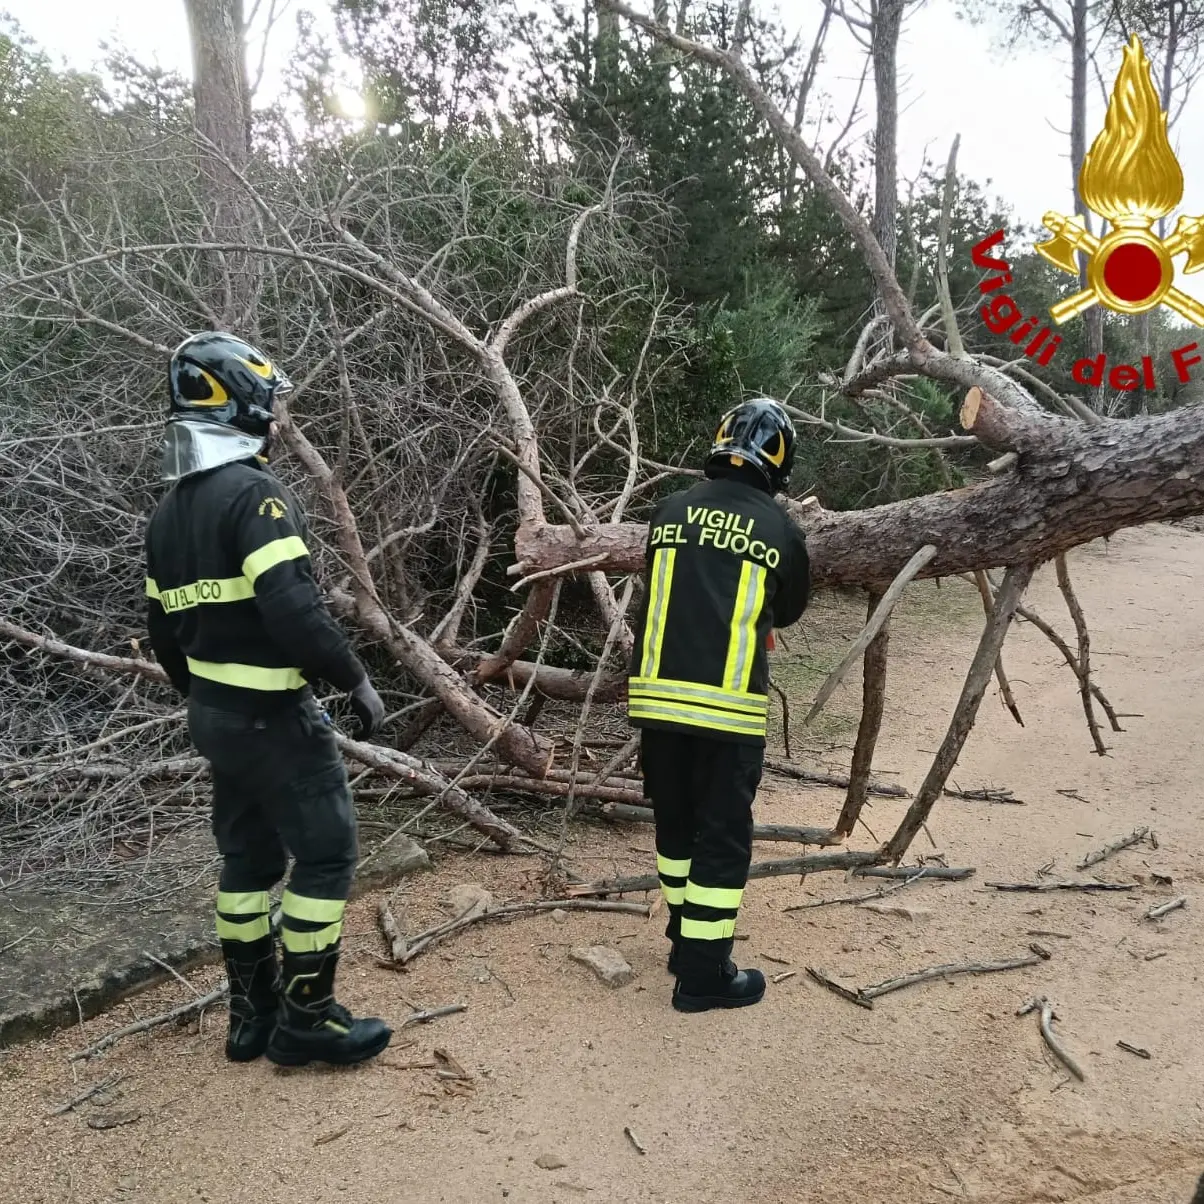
[624,1125,647,1155]
[985,880,1134,893]
[1018,996,1084,1082]
[1117,1040,1151,1060]
[314,1124,351,1146]
[1145,896,1186,920]
[401,1003,466,1028]
[1076,826,1151,871]
[859,953,1044,1002]
[85,1109,141,1130]
[433,1048,473,1081]
[49,1072,125,1117]
[377,900,407,961]
[805,966,874,1010]
[771,970,797,984]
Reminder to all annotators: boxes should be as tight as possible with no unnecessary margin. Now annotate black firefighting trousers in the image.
[639,727,763,975]
[188,693,358,958]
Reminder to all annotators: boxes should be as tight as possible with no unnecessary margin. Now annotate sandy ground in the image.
[3,524,1204,1204]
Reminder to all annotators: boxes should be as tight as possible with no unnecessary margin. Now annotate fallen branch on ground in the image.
[393,898,650,965]
[763,757,910,798]
[377,900,407,961]
[335,735,527,853]
[565,850,882,897]
[1055,554,1106,756]
[853,865,975,881]
[943,785,1024,804]
[70,983,228,1061]
[784,867,931,911]
[806,966,875,1009]
[1145,896,1186,920]
[1075,826,1150,870]
[860,952,1045,1001]
[1018,995,1084,1081]
[594,801,839,846]
[400,1003,466,1027]
[985,880,1135,892]
[48,1072,126,1116]
[1117,1040,1151,1059]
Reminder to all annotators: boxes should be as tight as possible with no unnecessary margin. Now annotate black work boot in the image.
[671,937,765,1013]
[266,944,392,1068]
[221,934,279,1062]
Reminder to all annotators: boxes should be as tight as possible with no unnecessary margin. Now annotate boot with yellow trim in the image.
[215,889,278,1061]
[671,936,765,1013]
[266,942,392,1067]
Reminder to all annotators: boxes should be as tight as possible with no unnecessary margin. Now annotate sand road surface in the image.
[2,524,1204,1204]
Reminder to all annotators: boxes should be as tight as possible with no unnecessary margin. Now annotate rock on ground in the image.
[569,945,634,987]
[443,884,494,920]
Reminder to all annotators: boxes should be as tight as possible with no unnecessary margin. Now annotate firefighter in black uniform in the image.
[628,399,810,1013]
[145,331,391,1067]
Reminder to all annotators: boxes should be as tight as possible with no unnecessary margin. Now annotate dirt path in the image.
[3,525,1204,1204]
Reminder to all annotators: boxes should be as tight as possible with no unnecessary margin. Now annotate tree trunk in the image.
[867,0,903,361]
[1069,0,1105,410]
[515,394,1204,588]
[870,0,901,274]
[183,0,259,332]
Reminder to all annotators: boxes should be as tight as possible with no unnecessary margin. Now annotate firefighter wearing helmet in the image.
[628,398,811,1012]
[144,331,390,1066]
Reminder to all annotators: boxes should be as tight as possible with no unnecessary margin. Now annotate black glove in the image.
[348,676,386,739]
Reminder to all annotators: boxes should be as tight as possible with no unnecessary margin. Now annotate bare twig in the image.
[48,1072,126,1116]
[806,966,874,1010]
[1055,554,1107,755]
[400,1003,466,1027]
[985,880,1135,892]
[397,899,650,964]
[861,953,1045,1001]
[784,867,930,911]
[1018,996,1084,1081]
[763,757,910,798]
[377,900,407,961]
[1145,896,1186,920]
[70,984,229,1060]
[1076,827,1150,870]
[1117,1040,1151,1059]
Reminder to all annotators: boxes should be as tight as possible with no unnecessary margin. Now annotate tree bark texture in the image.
[516,394,1204,588]
[183,0,259,331]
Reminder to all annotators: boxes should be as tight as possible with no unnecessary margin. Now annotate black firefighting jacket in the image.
[144,458,366,711]
[628,476,810,745]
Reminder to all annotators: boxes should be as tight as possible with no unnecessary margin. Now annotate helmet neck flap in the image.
[161,417,266,483]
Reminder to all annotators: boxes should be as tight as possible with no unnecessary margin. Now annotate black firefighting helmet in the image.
[167,331,293,437]
[704,397,796,493]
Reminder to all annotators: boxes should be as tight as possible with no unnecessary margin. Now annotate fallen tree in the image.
[0,1,1190,896]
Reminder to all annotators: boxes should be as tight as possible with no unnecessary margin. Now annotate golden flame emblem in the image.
[1035,35,1204,325]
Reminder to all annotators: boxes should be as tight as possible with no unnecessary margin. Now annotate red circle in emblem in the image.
[1102,242,1164,303]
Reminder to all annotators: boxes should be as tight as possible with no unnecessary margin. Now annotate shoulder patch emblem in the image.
[258,496,288,520]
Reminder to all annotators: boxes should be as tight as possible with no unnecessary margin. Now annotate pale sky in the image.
[9,0,1204,308]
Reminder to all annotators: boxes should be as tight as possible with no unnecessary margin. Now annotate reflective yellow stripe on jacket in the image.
[639,548,676,678]
[628,676,768,738]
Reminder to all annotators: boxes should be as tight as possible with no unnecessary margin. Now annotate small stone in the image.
[535,1153,569,1170]
[86,1109,140,1130]
[551,909,568,923]
[857,903,931,921]
[443,884,493,920]
[569,945,634,987]
[356,835,430,887]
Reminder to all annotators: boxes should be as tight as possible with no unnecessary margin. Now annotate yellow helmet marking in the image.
[763,432,787,467]
[237,355,274,380]
[190,369,230,406]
